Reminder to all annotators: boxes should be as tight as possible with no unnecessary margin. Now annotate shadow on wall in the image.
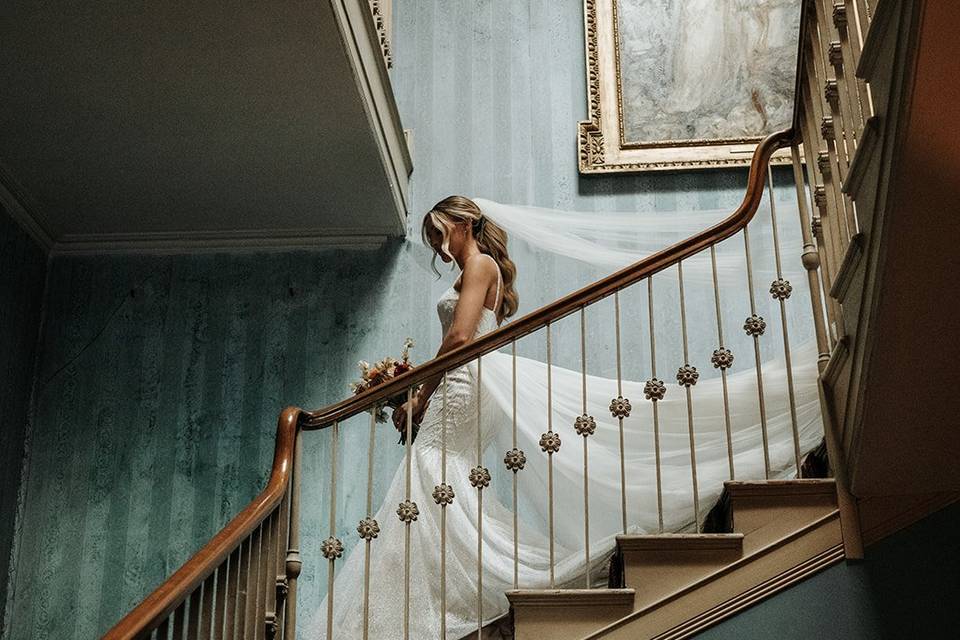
[0,205,48,640]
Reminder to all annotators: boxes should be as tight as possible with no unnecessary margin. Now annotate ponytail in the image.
[473,217,518,321]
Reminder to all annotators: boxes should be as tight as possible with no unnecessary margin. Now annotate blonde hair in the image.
[422,195,519,321]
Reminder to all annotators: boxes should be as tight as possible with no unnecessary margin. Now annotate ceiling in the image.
[0,1,410,252]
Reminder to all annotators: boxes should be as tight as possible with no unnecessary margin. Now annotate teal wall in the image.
[4,248,427,639]
[693,501,960,639]
[0,206,47,637]
[2,1,812,638]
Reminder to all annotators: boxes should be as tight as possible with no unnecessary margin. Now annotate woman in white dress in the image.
[314,196,529,639]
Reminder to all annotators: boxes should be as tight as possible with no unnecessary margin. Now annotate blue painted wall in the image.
[0,206,47,637]
[3,249,429,638]
[2,1,814,638]
[693,501,960,639]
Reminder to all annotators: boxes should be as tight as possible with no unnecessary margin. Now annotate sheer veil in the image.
[302,196,825,637]
[419,196,823,545]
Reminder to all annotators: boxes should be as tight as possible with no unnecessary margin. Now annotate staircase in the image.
[101,1,957,639]
[509,480,840,640]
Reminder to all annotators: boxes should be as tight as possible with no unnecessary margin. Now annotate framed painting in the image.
[578,0,801,173]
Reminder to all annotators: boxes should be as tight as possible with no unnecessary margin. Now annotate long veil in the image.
[429,195,822,545]
[302,194,825,637]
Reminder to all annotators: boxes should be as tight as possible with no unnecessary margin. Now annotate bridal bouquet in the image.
[350,338,420,443]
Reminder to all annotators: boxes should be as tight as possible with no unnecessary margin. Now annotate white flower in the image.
[401,337,415,362]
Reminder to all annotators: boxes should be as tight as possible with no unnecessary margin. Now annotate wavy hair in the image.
[421,195,519,321]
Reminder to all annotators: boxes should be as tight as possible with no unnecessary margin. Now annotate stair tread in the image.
[506,588,635,607]
[723,478,836,497]
[616,533,744,551]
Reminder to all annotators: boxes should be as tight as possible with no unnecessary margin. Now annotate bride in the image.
[313,195,530,639]
[312,196,825,638]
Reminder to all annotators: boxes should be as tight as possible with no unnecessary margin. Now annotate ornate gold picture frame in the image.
[578,0,799,174]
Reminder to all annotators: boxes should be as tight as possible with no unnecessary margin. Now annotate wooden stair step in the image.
[507,589,635,640]
[615,534,744,610]
[580,480,842,639]
[722,479,837,554]
[724,478,837,497]
[583,514,843,639]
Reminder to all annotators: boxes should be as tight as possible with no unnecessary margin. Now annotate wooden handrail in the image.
[300,127,796,430]
[104,126,793,638]
[102,406,301,639]
[790,0,812,136]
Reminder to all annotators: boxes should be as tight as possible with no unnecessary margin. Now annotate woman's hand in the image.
[392,393,429,434]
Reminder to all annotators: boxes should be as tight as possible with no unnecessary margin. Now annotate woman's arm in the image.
[392,254,497,431]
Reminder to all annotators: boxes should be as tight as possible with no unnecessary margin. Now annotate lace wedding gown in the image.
[311,263,532,639]
[311,258,824,639]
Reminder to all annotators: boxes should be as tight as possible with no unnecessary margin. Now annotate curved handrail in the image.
[102,407,301,639]
[300,127,796,430]
[103,126,794,638]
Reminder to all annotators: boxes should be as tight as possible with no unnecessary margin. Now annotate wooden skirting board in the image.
[649,545,846,640]
[859,491,960,547]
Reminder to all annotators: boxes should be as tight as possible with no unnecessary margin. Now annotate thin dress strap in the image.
[482,253,503,314]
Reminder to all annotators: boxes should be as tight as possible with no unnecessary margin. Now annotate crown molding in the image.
[0,163,396,256]
[49,227,393,256]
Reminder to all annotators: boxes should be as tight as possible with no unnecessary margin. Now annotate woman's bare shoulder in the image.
[465,254,498,286]
[463,253,498,278]
[455,253,498,292]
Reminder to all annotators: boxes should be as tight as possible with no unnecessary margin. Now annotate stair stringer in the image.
[581,510,844,640]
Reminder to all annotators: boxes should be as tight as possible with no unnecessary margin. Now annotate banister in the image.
[102,406,301,640]
[790,0,812,136]
[300,127,796,430]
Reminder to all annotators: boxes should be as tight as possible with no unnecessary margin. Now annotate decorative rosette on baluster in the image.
[320,536,344,560]
[744,314,767,337]
[711,347,735,370]
[609,396,632,419]
[644,378,666,401]
[432,483,455,506]
[396,500,419,523]
[769,278,793,300]
[503,448,526,472]
[574,414,597,437]
[676,364,700,387]
[356,517,380,541]
[469,466,491,489]
[539,430,561,454]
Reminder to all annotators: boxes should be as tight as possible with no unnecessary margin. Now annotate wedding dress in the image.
[313,257,534,639]
[310,249,824,639]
